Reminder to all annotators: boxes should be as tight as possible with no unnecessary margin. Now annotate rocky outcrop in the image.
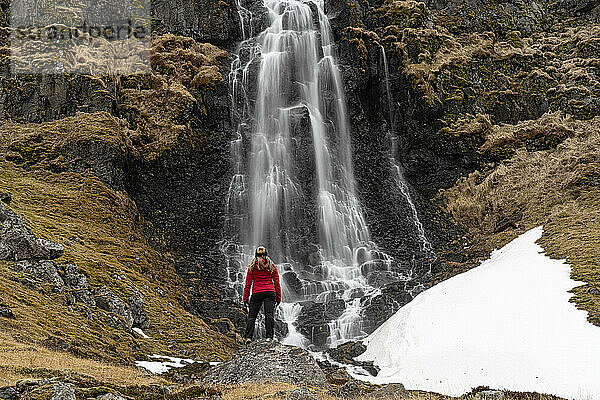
[203,340,329,387]
[0,202,64,262]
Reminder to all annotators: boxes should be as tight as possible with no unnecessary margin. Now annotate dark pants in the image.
[244,291,276,339]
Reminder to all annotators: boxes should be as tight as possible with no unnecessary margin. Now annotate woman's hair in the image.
[248,246,275,273]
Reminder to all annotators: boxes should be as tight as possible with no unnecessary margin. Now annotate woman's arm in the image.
[272,266,281,302]
[243,269,253,303]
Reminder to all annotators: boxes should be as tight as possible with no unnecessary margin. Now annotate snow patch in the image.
[356,226,600,400]
[135,354,194,374]
[133,328,150,338]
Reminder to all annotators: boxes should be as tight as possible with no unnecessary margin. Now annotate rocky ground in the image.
[0,339,567,400]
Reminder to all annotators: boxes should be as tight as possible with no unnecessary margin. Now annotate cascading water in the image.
[380,45,434,257]
[224,0,401,348]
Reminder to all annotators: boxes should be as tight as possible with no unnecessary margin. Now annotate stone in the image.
[0,202,64,261]
[335,380,362,398]
[328,368,352,385]
[50,382,76,400]
[96,393,128,400]
[61,264,96,308]
[0,193,11,205]
[94,287,134,329]
[15,378,50,392]
[585,287,600,295]
[203,340,329,387]
[0,386,18,400]
[128,291,150,329]
[474,390,505,399]
[367,383,408,399]
[0,307,15,319]
[285,387,319,400]
[13,261,66,293]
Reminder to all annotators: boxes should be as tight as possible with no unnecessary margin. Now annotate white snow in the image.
[135,354,194,374]
[133,328,150,338]
[356,227,600,399]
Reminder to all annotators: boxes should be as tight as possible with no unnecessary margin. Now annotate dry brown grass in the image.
[0,332,164,387]
[440,113,600,325]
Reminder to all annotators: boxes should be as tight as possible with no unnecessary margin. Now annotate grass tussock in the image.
[0,160,235,363]
[440,114,600,325]
[120,34,229,162]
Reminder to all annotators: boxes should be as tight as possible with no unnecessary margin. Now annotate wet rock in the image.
[50,382,76,400]
[326,342,379,376]
[367,383,408,399]
[285,387,319,400]
[0,193,11,204]
[327,341,367,362]
[151,0,242,45]
[0,202,64,261]
[203,340,329,387]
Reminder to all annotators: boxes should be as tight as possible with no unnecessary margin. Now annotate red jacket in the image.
[243,262,281,302]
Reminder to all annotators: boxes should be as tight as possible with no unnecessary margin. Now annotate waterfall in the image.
[224,0,405,348]
[380,45,434,256]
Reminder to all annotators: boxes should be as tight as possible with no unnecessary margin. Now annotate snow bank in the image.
[356,227,600,399]
[135,354,194,374]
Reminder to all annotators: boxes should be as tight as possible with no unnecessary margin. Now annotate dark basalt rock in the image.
[203,340,329,387]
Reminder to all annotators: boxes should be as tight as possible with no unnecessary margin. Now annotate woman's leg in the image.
[263,292,276,339]
[243,294,263,339]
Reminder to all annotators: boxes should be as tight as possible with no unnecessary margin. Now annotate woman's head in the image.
[249,246,274,272]
[255,246,268,258]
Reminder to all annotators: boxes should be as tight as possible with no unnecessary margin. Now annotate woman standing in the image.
[242,246,281,341]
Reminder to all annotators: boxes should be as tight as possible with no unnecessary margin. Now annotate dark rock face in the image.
[151,0,242,46]
[0,202,64,262]
[203,340,329,387]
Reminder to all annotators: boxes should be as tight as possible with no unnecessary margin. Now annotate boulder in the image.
[0,386,18,400]
[13,261,66,293]
[50,382,76,400]
[94,287,134,329]
[128,292,150,329]
[203,340,329,387]
[0,202,64,261]
[286,387,319,400]
[367,383,408,399]
[328,368,352,385]
[61,264,96,308]
[334,380,362,398]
